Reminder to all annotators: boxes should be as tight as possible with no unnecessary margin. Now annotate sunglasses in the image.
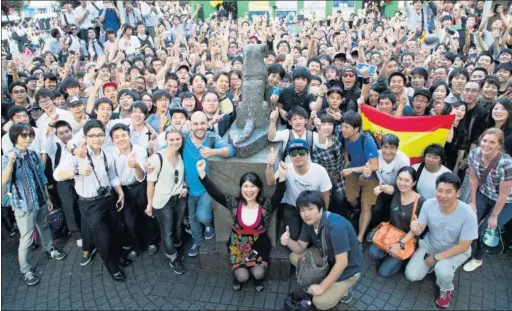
[174,169,179,184]
[20,133,35,139]
[289,150,307,157]
[343,72,356,78]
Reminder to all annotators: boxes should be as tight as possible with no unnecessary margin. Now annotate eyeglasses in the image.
[12,89,26,94]
[174,169,179,184]
[464,88,480,93]
[413,98,429,105]
[289,150,307,157]
[20,133,35,139]
[71,28,78,31]
[86,134,106,139]
[343,72,356,78]
[38,98,53,105]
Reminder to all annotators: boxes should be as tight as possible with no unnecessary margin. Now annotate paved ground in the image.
[2,234,512,311]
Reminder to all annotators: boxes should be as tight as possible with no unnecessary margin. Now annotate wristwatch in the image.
[74,168,79,176]
[399,241,405,250]
[362,77,371,84]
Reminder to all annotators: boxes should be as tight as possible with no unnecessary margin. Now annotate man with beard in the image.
[182,111,235,257]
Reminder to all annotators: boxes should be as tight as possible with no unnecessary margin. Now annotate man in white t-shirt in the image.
[266,139,332,240]
[34,89,80,137]
[118,24,141,56]
[371,134,411,228]
[413,144,451,200]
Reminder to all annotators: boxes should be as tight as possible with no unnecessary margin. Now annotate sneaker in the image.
[463,259,483,272]
[233,280,242,291]
[436,290,452,308]
[122,245,132,250]
[187,244,200,257]
[80,249,97,266]
[24,272,39,286]
[340,288,353,303]
[112,270,126,282]
[204,226,215,240]
[174,241,182,248]
[76,239,82,248]
[169,258,185,275]
[148,245,159,255]
[46,248,66,260]
[127,251,138,261]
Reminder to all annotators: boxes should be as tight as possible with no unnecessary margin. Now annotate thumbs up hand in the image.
[362,161,372,178]
[280,226,290,246]
[410,214,422,236]
[196,159,207,179]
[127,152,137,168]
[278,161,288,179]
[267,146,277,167]
[270,107,279,122]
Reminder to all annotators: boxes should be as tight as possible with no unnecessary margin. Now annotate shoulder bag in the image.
[372,195,419,260]
[296,227,329,287]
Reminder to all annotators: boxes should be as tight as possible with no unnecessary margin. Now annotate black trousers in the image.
[78,195,120,274]
[153,195,187,258]
[121,181,148,253]
[369,193,393,230]
[56,180,82,239]
[279,203,303,241]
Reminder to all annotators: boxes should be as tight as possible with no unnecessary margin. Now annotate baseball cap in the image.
[286,139,309,153]
[342,67,357,75]
[177,63,190,72]
[481,228,504,256]
[102,81,118,90]
[413,89,432,101]
[333,52,346,62]
[67,95,83,107]
[327,86,344,97]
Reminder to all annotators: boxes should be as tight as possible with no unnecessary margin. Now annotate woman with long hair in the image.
[190,73,207,110]
[369,166,425,277]
[196,157,287,292]
[486,98,512,155]
[429,81,451,116]
[463,128,512,272]
[445,101,469,173]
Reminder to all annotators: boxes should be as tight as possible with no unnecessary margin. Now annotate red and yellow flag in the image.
[360,105,455,165]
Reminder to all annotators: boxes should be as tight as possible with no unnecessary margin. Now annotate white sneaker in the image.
[76,239,83,248]
[463,259,483,272]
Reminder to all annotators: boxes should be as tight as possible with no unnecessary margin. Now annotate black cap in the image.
[327,86,344,97]
[67,95,83,107]
[413,89,432,102]
[334,52,346,61]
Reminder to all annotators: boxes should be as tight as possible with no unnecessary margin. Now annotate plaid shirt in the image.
[468,148,512,203]
[312,136,345,194]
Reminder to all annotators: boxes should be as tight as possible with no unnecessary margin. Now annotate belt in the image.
[78,193,111,202]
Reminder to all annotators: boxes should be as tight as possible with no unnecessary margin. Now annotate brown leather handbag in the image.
[372,195,419,260]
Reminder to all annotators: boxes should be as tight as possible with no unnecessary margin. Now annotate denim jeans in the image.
[154,195,186,258]
[474,191,512,260]
[187,191,212,245]
[14,206,54,274]
[368,243,403,278]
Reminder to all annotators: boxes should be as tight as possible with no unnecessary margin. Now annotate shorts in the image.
[344,174,379,206]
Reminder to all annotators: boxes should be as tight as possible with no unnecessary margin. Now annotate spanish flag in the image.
[360,105,455,165]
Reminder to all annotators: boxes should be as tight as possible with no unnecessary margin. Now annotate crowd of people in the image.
[1,0,512,310]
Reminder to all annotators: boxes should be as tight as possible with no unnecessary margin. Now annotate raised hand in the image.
[410,214,422,236]
[127,152,137,168]
[278,161,288,178]
[196,159,206,176]
[270,107,279,122]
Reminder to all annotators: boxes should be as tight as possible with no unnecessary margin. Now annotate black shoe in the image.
[80,249,97,266]
[169,258,185,275]
[127,250,138,261]
[46,248,67,260]
[118,256,134,268]
[148,245,159,255]
[254,280,264,292]
[112,270,126,282]
[233,280,242,291]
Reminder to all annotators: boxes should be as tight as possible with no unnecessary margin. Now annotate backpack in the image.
[282,130,314,160]
[341,130,380,161]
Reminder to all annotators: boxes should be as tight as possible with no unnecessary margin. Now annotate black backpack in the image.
[341,130,380,161]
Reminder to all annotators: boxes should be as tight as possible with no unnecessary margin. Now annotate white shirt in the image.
[54,146,120,198]
[74,4,98,29]
[45,134,71,171]
[146,151,185,209]
[377,150,410,185]
[118,36,141,56]
[413,163,451,200]
[61,10,78,28]
[1,127,46,155]
[130,124,152,149]
[36,108,80,137]
[241,207,259,226]
[105,144,147,186]
[71,119,130,148]
[270,129,322,163]
[281,163,332,206]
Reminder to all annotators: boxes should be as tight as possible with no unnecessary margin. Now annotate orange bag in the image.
[372,195,419,260]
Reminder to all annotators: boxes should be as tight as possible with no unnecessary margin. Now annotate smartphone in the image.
[245,250,258,262]
[446,28,456,36]
[348,20,353,29]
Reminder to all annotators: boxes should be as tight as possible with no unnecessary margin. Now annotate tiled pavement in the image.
[2,235,512,311]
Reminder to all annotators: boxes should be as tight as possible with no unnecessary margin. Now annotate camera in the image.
[97,186,112,197]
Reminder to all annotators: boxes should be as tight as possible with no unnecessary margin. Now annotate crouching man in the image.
[280,190,362,310]
[405,172,478,308]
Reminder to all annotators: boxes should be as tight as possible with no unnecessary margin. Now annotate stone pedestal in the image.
[208,142,283,247]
